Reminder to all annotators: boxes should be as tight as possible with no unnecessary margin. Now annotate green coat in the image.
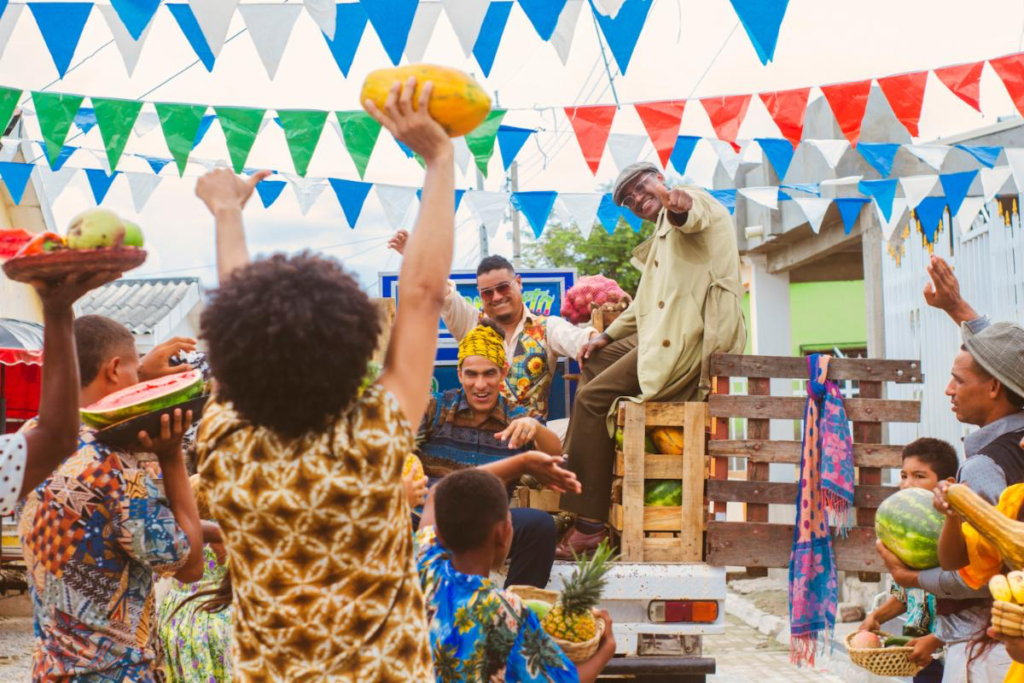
[605,185,747,404]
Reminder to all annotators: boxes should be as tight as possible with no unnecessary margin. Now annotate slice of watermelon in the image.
[81,370,205,428]
[0,229,32,261]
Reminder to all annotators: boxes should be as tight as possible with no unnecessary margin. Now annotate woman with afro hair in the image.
[191,78,455,683]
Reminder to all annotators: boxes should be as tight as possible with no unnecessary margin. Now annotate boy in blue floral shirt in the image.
[417,468,616,682]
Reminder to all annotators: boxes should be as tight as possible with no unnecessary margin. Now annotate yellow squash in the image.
[360,65,491,138]
[947,483,1024,570]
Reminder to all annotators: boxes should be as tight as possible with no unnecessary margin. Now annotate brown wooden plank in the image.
[855,380,884,583]
[708,440,903,468]
[709,395,919,422]
[705,480,896,508]
[616,402,712,429]
[680,403,707,562]
[705,522,884,572]
[744,378,770,576]
[611,504,688,532]
[644,536,688,563]
[614,451,685,478]
[710,354,923,384]
[521,489,562,512]
[711,376,729,516]
[621,402,647,561]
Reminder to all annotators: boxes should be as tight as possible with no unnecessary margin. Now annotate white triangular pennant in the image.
[738,186,778,211]
[97,5,152,77]
[376,184,418,230]
[739,140,763,165]
[899,175,938,211]
[550,0,584,65]
[0,4,23,64]
[793,197,832,234]
[442,0,490,57]
[405,2,442,63]
[466,190,509,238]
[592,0,625,18]
[607,134,646,173]
[133,111,160,138]
[126,172,162,212]
[1004,149,1024,197]
[876,197,909,241]
[187,0,239,59]
[454,136,472,176]
[238,5,301,80]
[955,196,987,234]
[708,139,741,179]
[37,166,77,204]
[304,0,337,39]
[981,166,1012,203]
[288,176,327,216]
[558,193,602,239]
[806,139,850,170]
[89,149,112,175]
[819,175,863,188]
[904,144,949,172]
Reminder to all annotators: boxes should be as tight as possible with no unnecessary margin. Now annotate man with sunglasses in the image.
[388,237,597,422]
[556,161,747,557]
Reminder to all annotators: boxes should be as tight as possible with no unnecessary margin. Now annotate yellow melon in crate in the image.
[650,426,685,455]
[360,65,491,138]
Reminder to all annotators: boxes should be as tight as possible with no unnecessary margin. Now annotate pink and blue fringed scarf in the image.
[789,354,855,667]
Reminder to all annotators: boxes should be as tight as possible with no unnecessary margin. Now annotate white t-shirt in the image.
[0,433,27,516]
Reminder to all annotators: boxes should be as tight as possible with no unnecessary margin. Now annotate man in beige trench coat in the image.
[557,161,747,558]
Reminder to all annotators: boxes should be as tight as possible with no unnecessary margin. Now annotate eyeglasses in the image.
[479,281,514,301]
[622,173,656,210]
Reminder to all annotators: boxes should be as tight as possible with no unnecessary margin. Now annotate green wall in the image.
[740,280,867,356]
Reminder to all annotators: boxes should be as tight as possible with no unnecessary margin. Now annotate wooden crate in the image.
[706,353,923,578]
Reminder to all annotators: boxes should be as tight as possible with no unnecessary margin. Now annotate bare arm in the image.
[372,79,455,425]
[195,169,272,284]
[937,514,971,570]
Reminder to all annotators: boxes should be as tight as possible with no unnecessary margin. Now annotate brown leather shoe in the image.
[555,527,609,560]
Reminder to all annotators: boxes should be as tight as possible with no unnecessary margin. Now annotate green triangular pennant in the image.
[214,106,265,173]
[0,87,22,136]
[335,111,381,180]
[155,102,208,176]
[92,97,143,171]
[277,109,328,177]
[465,109,506,177]
[32,91,85,169]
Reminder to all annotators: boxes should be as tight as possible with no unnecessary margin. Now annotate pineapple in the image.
[541,540,616,643]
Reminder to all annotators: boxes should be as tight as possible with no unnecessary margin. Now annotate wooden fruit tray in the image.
[3,247,146,282]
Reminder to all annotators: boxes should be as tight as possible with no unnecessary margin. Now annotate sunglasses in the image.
[479,281,514,301]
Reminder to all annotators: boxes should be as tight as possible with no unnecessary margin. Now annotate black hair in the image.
[902,437,959,481]
[434,469,509,553]
[201,252,380,439]
[476,255,515,278]
[74,315,135,387]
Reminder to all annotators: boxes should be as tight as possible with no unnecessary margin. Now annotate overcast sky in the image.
[2,0,1023,292]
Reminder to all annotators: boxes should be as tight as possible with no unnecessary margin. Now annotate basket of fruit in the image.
[508,541,614,663]
[845,630,923,677]
[2,209,146,283]
[989,573,1024,636]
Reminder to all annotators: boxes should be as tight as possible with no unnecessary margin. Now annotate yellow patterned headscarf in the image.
[458,324,506,369]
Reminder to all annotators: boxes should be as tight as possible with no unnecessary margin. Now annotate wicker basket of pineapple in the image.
[509,541,615,663]
[989,572,1024,636]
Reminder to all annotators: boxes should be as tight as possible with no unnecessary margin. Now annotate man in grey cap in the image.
[556,161,747,557]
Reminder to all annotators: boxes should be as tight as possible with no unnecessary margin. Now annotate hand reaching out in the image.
[196,168,272,216]
[522,452,581,494]
[140,337,197,381]
[496,417,540,449]
[388,230,409,255]
[654,183,694,215]
[924,256,979,324]
[364,78,452,165]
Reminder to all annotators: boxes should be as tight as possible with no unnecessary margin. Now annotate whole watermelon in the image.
[644,480,682,507]
[875,487,944,569]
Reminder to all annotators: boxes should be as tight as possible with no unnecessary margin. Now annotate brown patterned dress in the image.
[195,383,432,682]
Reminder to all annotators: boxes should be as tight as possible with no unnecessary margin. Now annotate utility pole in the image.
[476,168,488,258]
[510,161,522,269]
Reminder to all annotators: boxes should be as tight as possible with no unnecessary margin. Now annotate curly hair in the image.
[201,252,381,438]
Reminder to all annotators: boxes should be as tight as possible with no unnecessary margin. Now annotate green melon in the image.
[525,599,553,619]
[644,480,683,507]
[614,427,658,454]
[81,370,205,428]
[875,487,944,569]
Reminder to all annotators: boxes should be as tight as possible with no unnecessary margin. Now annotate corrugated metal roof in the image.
[75,277,203,335]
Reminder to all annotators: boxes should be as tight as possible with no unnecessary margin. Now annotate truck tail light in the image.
[647,600,719,623]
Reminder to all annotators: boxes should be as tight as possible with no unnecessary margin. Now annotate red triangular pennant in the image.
[877,70,927,138]
[934,61,983,112]
[758,87,809,148]
[700,94,751,153]
[635,100,686,169]
[820,79,873,147]
[564,105,617,175]
[989,53,1024,117]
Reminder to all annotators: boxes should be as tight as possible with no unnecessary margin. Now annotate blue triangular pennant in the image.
[756,138,795,180]
[28,3,94,79]
[620,206,642,232]
[858,178,898,221]
[192,113,216,149]
[781,182,820,196]
[591,0,653,75]
[915,196,947,245]
[0,162,34,204]
[395,139,415,159]
[323,3,368,76]
[777,189,792,201]
[939,169,979,215]
[74,107,97,134]
[110,0,161,40]
[513,191,558,238]
[328,178,372,227]
[255,179,287,208]
[84,168,120,204]
[360,0,417,66]
[497,125,533,171]
[728,0,789,65]
[0,1,8,19]
[167,3,216,71]
[518,0,567,41]
[708,189,737,215]
[38,142,77,171]
[833,197,870,234]
[415,188,467,214]
[857,142,900,178]
[597,193,620,234]
[669,135,700,175]
[140,154,172,174]
[473,1,513,77]
[955,144,1001,169]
